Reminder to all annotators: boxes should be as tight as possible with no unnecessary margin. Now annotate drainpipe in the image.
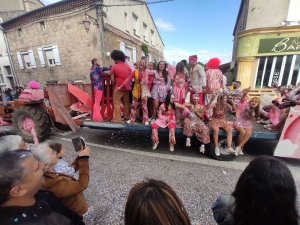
[0,26,20,87]
[96,5,105,66]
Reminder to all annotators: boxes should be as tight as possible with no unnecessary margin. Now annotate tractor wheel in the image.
[207,136,237,161]
[12,105,50,143]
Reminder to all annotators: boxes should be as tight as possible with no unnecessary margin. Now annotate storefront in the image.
[235,26,300,88]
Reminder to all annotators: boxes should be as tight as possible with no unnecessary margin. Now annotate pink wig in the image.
[207,58,221,69]
[28,80,40,89]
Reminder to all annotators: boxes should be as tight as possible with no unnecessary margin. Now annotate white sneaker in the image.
[170,144,174,152]
[186,138,191,147]
[234,146,241,156]
[145,122,149,125]
[199,145,205,153]
[151,119,155,125]
[261,120,270,125]
[215,147,220,156]
[226,147,236,154]
[127,120,131,124]
[152,142,159,150]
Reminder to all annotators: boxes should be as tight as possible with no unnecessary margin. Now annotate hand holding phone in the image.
[72,137,86,152]
[79,147,90,157]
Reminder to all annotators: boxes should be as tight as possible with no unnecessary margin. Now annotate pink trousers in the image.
[93,90,103,122]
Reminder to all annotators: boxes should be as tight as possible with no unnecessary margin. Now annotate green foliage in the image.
[186,61,204,72]
[141,43,149,57]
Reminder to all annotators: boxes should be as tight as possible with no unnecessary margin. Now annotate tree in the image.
[185,61,204,72]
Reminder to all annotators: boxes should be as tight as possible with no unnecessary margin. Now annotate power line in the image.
[94,0,174,7]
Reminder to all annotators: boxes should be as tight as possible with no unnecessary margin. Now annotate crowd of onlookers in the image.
[0,132,299,225]
[0,86,24,101]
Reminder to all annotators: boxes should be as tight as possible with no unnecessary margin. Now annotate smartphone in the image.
[72,137,86,152]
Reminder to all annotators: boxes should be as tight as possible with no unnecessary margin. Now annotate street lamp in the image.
[83,19,91,33]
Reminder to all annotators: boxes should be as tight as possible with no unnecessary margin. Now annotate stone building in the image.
[232,0,300,88]
[0,0,45,88]
[0,0,164,87]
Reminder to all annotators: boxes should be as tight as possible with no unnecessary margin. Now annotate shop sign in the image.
[258,37,300,54]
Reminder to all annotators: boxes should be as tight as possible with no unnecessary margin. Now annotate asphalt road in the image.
[1,125,300,225]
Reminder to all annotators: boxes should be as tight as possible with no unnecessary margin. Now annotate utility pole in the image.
[96,5,105,66]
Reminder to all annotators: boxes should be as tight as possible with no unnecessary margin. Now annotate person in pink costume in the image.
[173,62,188,104]
[183,93,210,153]
[233,87,261,156]
[116,59,153,125]
[207,94,236,156]
[152,93,191,152]
[204,58,222,105]
[188,55,206,105]
[151,61,169,123]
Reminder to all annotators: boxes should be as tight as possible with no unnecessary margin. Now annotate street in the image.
[1,125,300,225]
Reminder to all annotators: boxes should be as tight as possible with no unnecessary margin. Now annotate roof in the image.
[233,0,246,36]
[1,0,101,29]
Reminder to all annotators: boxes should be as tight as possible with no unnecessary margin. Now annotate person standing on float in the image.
[90,58,110,122]
[188,55,206,105]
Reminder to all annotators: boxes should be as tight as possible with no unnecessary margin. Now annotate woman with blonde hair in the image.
[125,179,191,225]
[207,93,236,156]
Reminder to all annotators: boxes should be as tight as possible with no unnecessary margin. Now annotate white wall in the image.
[287,0,300,21]
[0,30,13,88]
[103,0,164,53]
[246,0,290,29]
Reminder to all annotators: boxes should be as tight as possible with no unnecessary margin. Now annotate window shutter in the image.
[120,42,126,53]
[132,47,136,63]
[148,54,152,62]
[28,50,37,68]
[37,48,46,67]
[52,45,61,65]
[17,52,24,69]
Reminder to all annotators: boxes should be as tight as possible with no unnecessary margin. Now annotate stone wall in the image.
[104,24,163,66]
[5,8,102,87]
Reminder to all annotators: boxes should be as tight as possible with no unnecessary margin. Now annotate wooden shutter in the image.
[28,50,36,68]
[37,48,46,67]
[52,45,61,66]
[17,52,24,69]
[132,47,136,63]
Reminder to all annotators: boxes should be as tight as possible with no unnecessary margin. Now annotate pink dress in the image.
[173,74,187,104]
[151,71,167,102]
[233,105,253,129]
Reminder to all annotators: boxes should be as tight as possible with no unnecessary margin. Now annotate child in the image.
[49,142,76,178]
[233,88,261,156]
[207,94,236,156]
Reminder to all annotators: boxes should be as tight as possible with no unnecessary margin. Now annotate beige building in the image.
[0,0,164,87]
[0,0,45,88]
[0,0,44,12]
[232,0,300,88]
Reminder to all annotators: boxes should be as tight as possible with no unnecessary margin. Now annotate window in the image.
[45,50,56,66]
[4,66,12,75]
[40,21,46,30]
[18,28,23,36]
[151,30,155,46]
[125,47,132,61]
[254,55,300,87]
[23,54,32,68]
[125,13,129,32]
[38,45,61,67]
[143,23,148,41]
[0,74,4,83]
[132,13,139,36]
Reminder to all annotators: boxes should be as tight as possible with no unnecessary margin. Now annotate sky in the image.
[41,0,241,65]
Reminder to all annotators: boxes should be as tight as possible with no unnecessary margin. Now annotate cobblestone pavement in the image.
[1,125,300,225]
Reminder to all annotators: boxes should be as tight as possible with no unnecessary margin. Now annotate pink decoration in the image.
[28,80,40,89]
[22,117,39,145]
[207,58,221,69]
